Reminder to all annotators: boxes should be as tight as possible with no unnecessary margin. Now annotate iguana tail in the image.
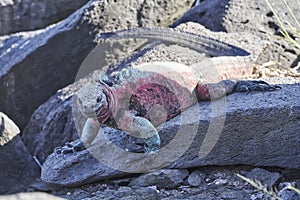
[97,27,250,58]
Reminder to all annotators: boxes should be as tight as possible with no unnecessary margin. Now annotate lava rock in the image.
[0,112,39,194]
[278,189,300,200]
[129,169,189,189]
[175,0,300,68]
[244,168,282,187]
[187,170,206,187]
[0,0,89,35]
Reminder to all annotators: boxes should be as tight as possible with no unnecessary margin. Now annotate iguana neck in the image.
[96,82,115,124]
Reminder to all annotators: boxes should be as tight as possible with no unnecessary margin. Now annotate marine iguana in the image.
[56,27,280,154]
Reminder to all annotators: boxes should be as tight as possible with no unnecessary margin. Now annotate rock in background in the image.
[0,0,89,35]
[175,0,300,68]
[0,112,39,194]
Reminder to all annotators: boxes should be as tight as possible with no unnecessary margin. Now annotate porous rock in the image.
[187,170,206,187]
[22,82,82,163]
[128,169,189,189]
[278,188,300,200]
[0,112,39,194]
[175,0,300,68]
[244,167,282,187]
[0,0,89,35]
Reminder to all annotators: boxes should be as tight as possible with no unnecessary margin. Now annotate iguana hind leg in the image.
[196,79,281,100]
[234,80,281,92]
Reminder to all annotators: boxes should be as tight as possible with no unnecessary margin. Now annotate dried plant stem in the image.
[236,174,282,200]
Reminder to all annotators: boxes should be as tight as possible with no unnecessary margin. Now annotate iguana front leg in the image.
[118,111,160,154]
[55,118,100,154]
[80,118,101,146]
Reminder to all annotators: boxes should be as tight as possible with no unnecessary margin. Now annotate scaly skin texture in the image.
[58,27,280,154]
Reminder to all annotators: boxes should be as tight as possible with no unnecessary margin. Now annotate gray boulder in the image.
[187,170,206,187]
[243,167,282,187]
[0,0,89,35]
[22,83,81,163]
[129,169,189,189]
[175,0,300,68]
[0,112,39,194]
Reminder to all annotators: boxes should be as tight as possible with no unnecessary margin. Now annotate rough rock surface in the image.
[0,0,193,129]
[175,0,300,68]
[42,166,299,200]
[0,0,89,35]
[0,112,39,194]
[22,80,86,163]
[187,170,205,187]
[243,167,282,187]
[128,169,189,189]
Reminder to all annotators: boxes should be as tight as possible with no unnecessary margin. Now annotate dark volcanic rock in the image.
[128,169,189,189]
[0,0,89,35]
[244,167,282,187]
[22,83,82,163]
[0,0,193,130]
[187,170,205,187]
[175,0,300,69]
[0,112,39,194]
[0,1,95,130]
[278,185,300,200]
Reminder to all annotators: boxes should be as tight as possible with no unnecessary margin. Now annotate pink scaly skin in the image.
[55,27,280,154]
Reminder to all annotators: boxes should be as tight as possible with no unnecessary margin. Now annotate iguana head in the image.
[76,84,109,119]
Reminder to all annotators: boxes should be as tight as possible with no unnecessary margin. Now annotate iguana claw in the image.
[144,135,161,154]
[235,80,281,92]
[54,141,86,154]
